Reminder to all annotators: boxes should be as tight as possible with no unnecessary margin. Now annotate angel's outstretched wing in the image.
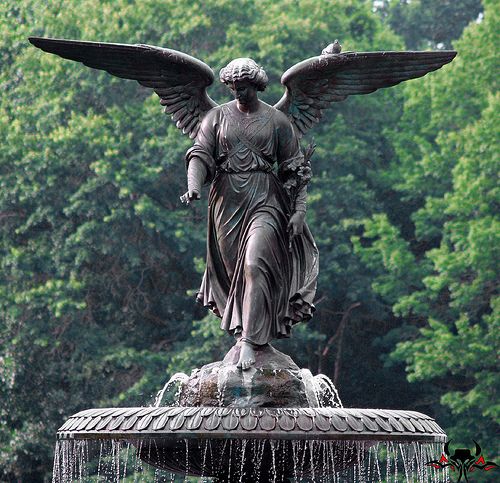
[29,37,217,139]
[274,45,456,137]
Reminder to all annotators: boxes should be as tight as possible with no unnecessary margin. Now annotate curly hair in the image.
[219,58,268,91]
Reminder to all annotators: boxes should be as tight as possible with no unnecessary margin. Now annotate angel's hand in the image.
[180,189,201,205]
[287,210,306,237]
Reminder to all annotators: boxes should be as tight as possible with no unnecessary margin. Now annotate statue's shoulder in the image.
[208,104,224,115]
[201,104,223,125]
[214,101,288,126]
[251,101,285,123]
[273,107,290,124]
[263,102,292,130]
[217,100,238,118]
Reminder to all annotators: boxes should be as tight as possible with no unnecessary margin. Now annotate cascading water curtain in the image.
[53,439,448,482]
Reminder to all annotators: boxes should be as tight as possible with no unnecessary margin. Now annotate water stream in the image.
[153,370,343,409]
[54,373,445,481]
[311,373,343,408]
[53,438,448,482]
[154,373,190,407]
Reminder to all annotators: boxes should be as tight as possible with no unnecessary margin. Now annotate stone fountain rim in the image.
[56,406,447,443]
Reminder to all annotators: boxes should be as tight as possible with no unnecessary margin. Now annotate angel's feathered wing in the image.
[29,37,218,138]
[274,48,457,137]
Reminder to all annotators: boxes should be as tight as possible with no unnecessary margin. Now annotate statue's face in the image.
[228,79,258,107]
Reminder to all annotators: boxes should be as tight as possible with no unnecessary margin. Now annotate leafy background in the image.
[0,0,497,480]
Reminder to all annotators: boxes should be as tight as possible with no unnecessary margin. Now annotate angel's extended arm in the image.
[184,109,219,198]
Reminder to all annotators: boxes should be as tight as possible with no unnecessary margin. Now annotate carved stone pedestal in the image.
[179,343,317,407]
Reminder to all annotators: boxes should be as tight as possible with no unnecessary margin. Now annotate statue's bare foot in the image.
[237,341,256,371]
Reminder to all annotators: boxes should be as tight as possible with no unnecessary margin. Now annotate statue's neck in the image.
[235,98,260,114]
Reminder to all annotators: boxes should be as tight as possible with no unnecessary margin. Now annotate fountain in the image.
[29,36,455,482]
[52,344,447,482]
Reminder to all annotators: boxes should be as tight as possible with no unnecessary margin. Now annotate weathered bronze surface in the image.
[56,406,446,479]
[57,406,447,442]
[30,38,456,481]
[29,36,455,370]
[178,344,315,408]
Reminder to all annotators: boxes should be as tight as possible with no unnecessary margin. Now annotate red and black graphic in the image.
[426,441,498,482]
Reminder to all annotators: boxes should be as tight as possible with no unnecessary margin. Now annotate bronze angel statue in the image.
[29,37,455,370]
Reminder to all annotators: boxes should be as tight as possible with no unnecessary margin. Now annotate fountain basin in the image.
[55,406,446,481]
[55,348,446,481]
[58,406,446,443]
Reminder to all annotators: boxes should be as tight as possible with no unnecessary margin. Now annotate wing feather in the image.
[175,110,192,127]
[183,117,199,137]
[275,49,456,137]
[29,37,218,138]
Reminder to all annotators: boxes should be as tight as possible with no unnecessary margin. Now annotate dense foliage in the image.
[1,0,496,480]
[376,0,483,49]
[355,0,499,447]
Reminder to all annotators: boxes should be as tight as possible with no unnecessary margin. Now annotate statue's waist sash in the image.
[216,163,273,174]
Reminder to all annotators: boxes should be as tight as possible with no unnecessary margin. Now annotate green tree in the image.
[1,0,488,480]
[375,0,483,49]
[355,0,499,445]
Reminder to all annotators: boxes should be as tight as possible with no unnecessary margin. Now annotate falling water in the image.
[154,368,343,409]
[312,373,343,408]
[52,438,449,482]
[154,373,189,407]
[216,365,233,406]
[56,369,442,481]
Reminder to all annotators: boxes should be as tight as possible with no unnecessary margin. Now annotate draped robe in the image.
[186,100,318,345]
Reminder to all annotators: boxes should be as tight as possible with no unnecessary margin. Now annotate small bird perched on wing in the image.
[322,40,342,55]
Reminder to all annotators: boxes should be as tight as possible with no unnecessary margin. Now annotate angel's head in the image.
[219,58,268,91]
